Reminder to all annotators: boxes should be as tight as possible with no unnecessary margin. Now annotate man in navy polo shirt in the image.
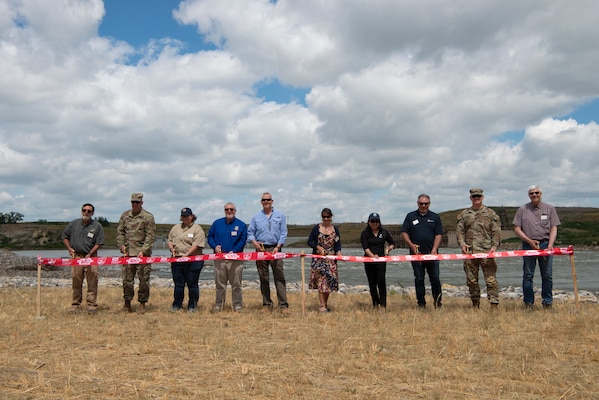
[401,194,444,309]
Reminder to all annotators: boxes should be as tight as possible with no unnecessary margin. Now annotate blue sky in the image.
[99,0,309,105]
[1,0,598,225]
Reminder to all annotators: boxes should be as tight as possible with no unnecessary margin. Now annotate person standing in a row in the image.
[167,207,205,313]
[116,193,155,314]
[513,185,561,309]
[456,188,501,309]
[208,202,248,312]
[401,194,443,309]
[248,192,289,311]
[361,213,395,310]
[62,203,105,313]
[307,208,342,312]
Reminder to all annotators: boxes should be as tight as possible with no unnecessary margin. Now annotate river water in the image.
[16,248,599,292]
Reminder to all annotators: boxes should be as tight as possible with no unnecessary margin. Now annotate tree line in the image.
[0,211,110,227]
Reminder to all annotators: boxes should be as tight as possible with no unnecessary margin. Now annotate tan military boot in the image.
[137,302,146,314]
[122,300,132,313]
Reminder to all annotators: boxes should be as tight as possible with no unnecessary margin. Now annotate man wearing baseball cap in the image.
[456,188,501,309]
[116,192,156,314]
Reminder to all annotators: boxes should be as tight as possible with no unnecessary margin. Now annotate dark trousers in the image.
[411,260,442,307]
[256,258,288,308]
[171,261,204,309]
[365,262,387,307]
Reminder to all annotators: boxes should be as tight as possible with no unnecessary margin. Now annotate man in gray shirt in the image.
[62,203,105,313]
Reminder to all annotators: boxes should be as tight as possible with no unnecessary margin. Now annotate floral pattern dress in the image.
[309,231,339,292]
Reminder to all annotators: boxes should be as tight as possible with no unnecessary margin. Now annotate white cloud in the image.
[0,0,598,229]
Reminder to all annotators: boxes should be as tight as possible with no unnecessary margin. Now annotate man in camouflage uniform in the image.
[456,188,502,309]
[116,193,155,314]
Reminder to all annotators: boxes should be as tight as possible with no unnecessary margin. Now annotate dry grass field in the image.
[1,287,598,399]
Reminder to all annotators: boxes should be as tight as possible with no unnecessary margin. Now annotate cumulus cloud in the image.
[0,0,598,227]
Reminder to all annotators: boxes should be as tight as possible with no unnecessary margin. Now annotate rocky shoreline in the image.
[1,249,598,303]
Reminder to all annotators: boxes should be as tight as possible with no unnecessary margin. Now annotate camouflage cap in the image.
[131,192,144,202]
[469,188,483,196]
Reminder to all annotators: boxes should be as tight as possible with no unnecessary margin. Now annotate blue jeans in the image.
[522,241,553,305]
[411,260,442,307]
[171,261,204,309]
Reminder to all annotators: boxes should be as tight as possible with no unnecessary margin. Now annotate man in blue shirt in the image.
[247,192,289,311]
[207,202,248,312]
[400,194,444,309]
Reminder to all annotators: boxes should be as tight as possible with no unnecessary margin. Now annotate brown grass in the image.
[1,287,598,399]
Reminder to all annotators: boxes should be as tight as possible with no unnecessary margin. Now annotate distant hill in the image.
[1,206,598,249]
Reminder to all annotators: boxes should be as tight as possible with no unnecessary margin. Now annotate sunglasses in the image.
[225,208,235,211]
[471,195,483,198]
[418,202,430,206]
[261,199,273,202]
[529,191,540,195]
[82,209,93,213]
[370,219,380,223]
[322,215,332,219]
[131,201,141,204]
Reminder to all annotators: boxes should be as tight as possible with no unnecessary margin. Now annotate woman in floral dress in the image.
[307,208,342,312]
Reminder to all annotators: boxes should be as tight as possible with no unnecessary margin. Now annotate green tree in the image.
[0,211,24,224]
[95,216,110,227]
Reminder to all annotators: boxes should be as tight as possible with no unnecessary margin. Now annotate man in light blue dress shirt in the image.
[248,192,289,310]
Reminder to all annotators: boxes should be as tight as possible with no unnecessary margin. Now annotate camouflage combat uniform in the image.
[456,206,501,304]
[116,208,155,304]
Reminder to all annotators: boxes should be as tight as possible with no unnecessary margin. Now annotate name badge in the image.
[541,215,548,220]
[188,233,194,238]
[87,232,94,238]
[412,219,419,225]
[231,231,238,236]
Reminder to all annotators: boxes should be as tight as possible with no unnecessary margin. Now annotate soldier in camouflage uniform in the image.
[116,192,156,314]
[456,188,501,309]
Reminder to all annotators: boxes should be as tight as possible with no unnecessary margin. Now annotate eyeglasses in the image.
[370,219,380,223]
[261,199,273,202]
[322,215,332,219]
[471,195,483,198]
[131,201,141,204]
[225,208,235,211]
[418,202,430,206]
[529,191,540,195]
[82,209,93,213]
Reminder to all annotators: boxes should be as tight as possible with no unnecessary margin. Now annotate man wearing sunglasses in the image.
[513,185,561,310]
[116,192,156,314]
[456,188,502,309]
[248,192,289,311]
[62,203,105,313]
[400,194,444,309]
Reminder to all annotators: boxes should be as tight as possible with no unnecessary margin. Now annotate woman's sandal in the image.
[319,306,329,313]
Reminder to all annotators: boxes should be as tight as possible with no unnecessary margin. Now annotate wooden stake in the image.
[36,257,42,318]
[569,252,579,310]
[301,250,305,316]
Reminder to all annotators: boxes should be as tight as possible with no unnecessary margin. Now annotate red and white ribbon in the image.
[38,246,574,267]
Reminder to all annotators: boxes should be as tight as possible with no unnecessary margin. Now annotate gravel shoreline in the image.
[1,249,597,303]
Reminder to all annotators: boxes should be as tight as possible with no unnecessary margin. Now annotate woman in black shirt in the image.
[361,213,396,309]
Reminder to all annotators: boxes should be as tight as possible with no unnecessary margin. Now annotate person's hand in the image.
[215,245,222,254]
[461,244,471,254]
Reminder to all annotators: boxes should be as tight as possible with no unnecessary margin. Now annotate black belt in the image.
[263,244,278,248]
[532,239,549,242]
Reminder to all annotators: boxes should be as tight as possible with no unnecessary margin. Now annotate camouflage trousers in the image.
[122,264,151,303]
[463,258,499,304]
